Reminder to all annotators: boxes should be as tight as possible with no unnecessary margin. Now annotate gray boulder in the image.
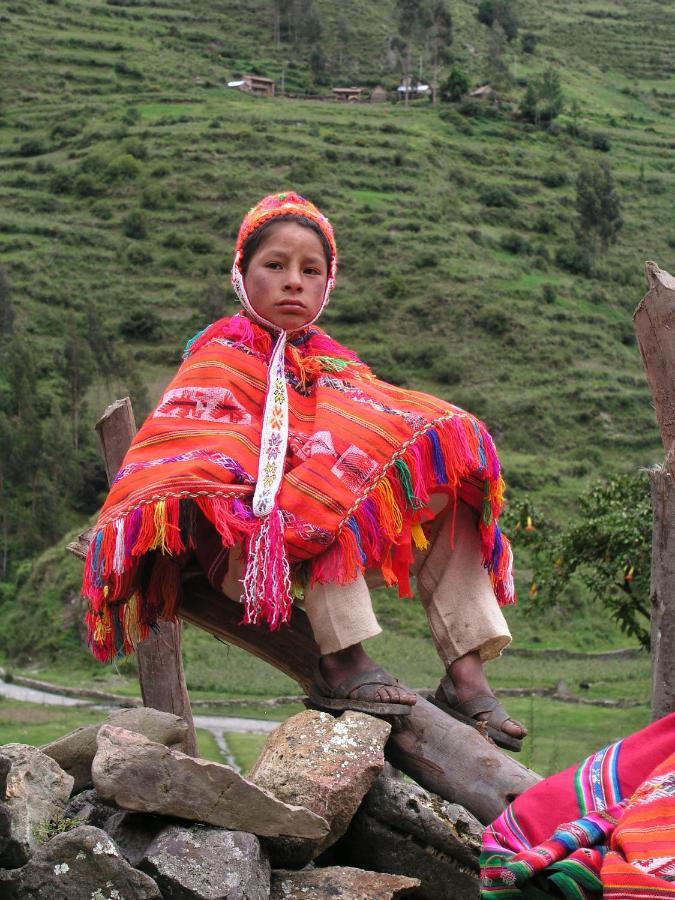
[139,822,270,899]
[0,743,74,868]
[336,812,480,899]
[270,865,420,898]
[0,824,161,898]
[104,809,167,868]
[92,725,328,839]
[363,775,483,870]
[249,709,391,866]
[43,707,190,793]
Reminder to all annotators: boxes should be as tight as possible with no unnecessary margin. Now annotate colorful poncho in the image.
[481,712,675,899]
[83,313,515,661]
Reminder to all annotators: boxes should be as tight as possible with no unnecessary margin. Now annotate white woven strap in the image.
[252,329,288,517]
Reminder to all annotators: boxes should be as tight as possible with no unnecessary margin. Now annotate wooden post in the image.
[94,399,198,756]
[633,262,675,720]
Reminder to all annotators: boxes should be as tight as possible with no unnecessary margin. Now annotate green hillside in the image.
[0,0,673,664]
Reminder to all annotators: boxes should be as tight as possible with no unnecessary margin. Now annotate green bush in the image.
[479,184,519,208]
[432,357,462,385]
[127,245,152,266]
[383,273,406,299]
[91,202,113,220]
[500,232,530,254]
[162,231,184,249]
[188,236,215,255]
[18,138,47,157]
[122,137,148,160]
[73,174,102,197]
[49,171,73,194]
[555,242,593,276]
[120,309,161,339]
[532,212,556,234]
[541,284,556,304]
[541,168,569,188]
[590,132,611,152]
[122,209,147,239]
[105,153,141,182]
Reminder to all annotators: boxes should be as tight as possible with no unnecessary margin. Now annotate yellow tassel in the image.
[411,521,429,550]
[379,479,403,533]
[151,500,168,552]
[123,593,141,650]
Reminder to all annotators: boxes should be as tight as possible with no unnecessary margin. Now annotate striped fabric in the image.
[481,713,675,899]
[82,313,514,661]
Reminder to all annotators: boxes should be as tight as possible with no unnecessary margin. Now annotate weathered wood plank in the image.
[95,398,198,756]
[634,262,675,720]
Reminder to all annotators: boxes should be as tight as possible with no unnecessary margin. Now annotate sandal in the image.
[431,675,524,752]
[306,665,416,718]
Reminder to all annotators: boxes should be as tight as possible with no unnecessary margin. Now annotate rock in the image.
[362,775,483,870]
[104,810,166,867]
[335,812,480,899]
[0,744,74,868]
[63,788,120,830]
[0,824,161,898]
[43,707,190,793]
[139,822,270,899]
[270,865,420,898]
[249,710,390,867]
[92,725,328,839]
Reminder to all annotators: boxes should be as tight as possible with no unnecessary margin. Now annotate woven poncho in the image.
[83,313,515,662]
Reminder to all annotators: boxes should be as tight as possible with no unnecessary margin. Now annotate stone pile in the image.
[0,707,483,899]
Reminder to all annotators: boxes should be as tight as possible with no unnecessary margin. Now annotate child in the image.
[83,192,526,750]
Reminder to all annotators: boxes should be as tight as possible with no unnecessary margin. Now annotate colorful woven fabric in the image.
[480,713,675,899]
[83,313,515,661]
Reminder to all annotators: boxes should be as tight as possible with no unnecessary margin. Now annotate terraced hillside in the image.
[0,0,674,588]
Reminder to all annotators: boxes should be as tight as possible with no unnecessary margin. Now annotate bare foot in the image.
[319,644,417,707]
[449,651,527,739]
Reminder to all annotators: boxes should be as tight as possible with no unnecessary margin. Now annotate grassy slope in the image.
[0,0,672,769]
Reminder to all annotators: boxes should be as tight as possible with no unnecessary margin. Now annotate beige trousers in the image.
[223,498,511,667]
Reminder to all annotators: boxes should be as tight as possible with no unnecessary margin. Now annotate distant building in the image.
[396,76,430,98]
[370,85,388,103]
[470,84,496,102]
[227,74,275,98]
[332,87,364,102]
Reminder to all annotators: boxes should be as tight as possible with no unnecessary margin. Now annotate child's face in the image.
[244,221,328,330]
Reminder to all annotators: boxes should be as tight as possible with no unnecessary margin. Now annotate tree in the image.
[529,474,651,648]
[477,0,518,41]
[443,67,469,102]
[576,160,623,254]
[520,67,563,126]
[485,22,511,94]
[428,1,453,103]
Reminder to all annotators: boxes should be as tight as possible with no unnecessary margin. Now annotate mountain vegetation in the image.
[0,0,673,666]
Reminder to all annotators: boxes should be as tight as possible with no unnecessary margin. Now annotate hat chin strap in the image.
[230,258,332,333]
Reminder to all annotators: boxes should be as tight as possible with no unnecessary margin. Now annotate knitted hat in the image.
[231,191,338,331]
[230,192,338,627]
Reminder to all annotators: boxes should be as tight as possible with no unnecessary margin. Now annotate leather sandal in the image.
[306,665,416,717]
[431,675,524,752]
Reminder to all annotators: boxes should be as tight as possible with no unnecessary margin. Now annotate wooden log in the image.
[95,398,198,756]
[648,466,675,720]
[634,263,675,720]
[179,574,541,823]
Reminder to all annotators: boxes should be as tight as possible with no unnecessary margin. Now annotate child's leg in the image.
[303,575,417,707]
[414,498,526,739]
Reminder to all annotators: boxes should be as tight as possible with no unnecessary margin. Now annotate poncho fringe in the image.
[83,317,515,662]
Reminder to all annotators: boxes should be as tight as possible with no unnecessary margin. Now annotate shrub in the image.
[500,232,530,254]
[162,231,184,249]
[555,242,593,276]
[127,245,152,266]
[18,138,46,157]
[120,309,161,340]
[479,184,518,208]
[91,202,112,220]
[541,284,556,304]
[73,174,102,197]
[122,138,148,160]
[590,132,611,152]
[188,236,214,255]
[32,159,55,174]
[49,171,73,194]
[105,153,140,182]
[532,212,556,234]
[333,296,376,324]
[432,358,462,385]
[476,304,513,335]
[122,209,147,239]
[383,273,406,299]
[541,168,569,188]
[521,31,537,53]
